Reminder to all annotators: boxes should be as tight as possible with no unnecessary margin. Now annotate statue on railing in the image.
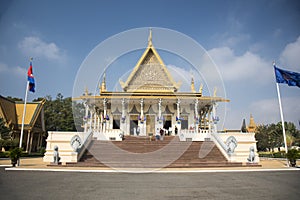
[226,136,237,154]
[53,145,61,164]
[247,146,255,163]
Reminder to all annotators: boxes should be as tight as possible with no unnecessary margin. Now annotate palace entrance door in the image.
[146,115,155,136]
[130,115,138,135]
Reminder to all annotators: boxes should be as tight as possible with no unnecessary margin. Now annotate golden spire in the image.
[84,87,89,96]
[213,87,217,97]
[148,28,152,47]
[191,76,196,93]
[247,114,257,132]
[101,72,107,92]
[199,83,203,95]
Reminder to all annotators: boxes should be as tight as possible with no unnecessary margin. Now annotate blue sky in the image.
[0,0,299,129]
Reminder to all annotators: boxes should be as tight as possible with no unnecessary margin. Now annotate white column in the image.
[208,107,211,132]
[89,110,93,131]
[176,99,181,134]
[140,98,145,136]
[212,103,218,132]
[103,99,107,132]
[195,99,199,132]
[158,98,162,120]
[100,111,103,132]
[121,98,126,134]
[84,102,89,133]
[97,115,100,132]
[93,109,97,131]
[176,99,180,120]
[140,98,144,119]
[26,130,31,153]
[121,98,125,122]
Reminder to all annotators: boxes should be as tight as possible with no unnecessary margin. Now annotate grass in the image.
[0,151,45,158]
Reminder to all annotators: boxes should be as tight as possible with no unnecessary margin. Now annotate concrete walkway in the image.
[1,157,299,172]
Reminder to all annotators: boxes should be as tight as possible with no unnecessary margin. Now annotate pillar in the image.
[139,98,146,136]
[29,131,34,154]
[158,98,162,120]
[26,130,31,153]
[93,109,97,131]
[195,99,199,132]
[103,98,107,132]
[97,115,100,132]
[212,103,218,132]
[84,102,89,133]
[121,98,126,134]
[176,99,181,134]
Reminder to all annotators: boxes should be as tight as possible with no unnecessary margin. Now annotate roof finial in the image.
[148,28,152,46]
[199,83,203,95]
[101,72,107,92]
[191,76,196,93]
[85,86,89,96]
[213,87,217,97]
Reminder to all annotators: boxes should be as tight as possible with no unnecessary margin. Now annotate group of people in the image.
[155,126,178,140]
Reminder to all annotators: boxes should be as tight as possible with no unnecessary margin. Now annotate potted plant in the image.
[9,147,22,167]
[286,149,299,167]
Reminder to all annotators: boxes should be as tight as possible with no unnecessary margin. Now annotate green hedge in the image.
[259,151,286,158]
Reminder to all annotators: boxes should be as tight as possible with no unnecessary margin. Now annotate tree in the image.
[0,117,18,151]
[43,93,84,132]
[6,96,23,101]
[255,121,300,152]
[0,117,11,140]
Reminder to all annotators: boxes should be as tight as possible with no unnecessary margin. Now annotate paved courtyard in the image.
[1,167,300,200]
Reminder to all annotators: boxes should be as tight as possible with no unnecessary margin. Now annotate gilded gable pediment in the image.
[121,45,179,92]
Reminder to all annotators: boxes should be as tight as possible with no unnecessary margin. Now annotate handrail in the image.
[210,132,230,160]
[77,131,93,161]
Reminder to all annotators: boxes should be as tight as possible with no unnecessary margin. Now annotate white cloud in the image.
[18,36,66,62]
[12,66,27,77]
[0,62,27,77]
[207,47,272,83]
[167,64,202,92]
[280,35,300,71]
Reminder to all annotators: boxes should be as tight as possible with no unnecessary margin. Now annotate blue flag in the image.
[274,65,300,88]
[27,62,35,92]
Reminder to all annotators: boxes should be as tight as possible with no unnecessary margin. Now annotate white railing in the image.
[210,132,230,160]
[95,129,123,141]
[180,129,210,134]
[77,131,93,161]
[179,129,210,141]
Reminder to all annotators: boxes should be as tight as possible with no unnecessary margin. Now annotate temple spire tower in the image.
[148,28,153,47]
[100,72,107,93]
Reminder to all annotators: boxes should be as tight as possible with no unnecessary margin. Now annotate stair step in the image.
[68,136,244,168]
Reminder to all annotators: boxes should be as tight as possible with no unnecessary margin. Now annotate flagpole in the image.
[19,81,29,149]
[18,80,29,166]
[275,82,289,167]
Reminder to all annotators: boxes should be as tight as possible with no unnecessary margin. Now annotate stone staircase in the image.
[67,136,244,168]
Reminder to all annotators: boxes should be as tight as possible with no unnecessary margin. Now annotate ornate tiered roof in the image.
[119,29,180,93]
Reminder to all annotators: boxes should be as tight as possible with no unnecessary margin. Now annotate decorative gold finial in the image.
[191,76,196,93]
[148,28,152,46]
[199,83,203,95]
[85,87,89,96]
[213,87,217,97]
[247,114,257,132]
[101,72,107,92]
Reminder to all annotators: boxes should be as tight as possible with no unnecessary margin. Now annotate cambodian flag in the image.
[27,62,35,92]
